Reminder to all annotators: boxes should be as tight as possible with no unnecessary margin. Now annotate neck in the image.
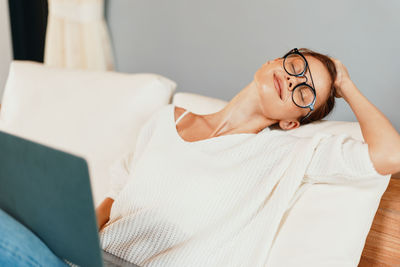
[201,81,278,137]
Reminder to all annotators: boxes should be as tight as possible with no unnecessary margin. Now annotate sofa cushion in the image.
[0,61,176,206]
[172,92,390,267]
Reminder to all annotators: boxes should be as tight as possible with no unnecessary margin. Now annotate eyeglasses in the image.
[282,48,316,123]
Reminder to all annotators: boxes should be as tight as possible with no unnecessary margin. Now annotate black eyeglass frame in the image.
[282,48,317,123]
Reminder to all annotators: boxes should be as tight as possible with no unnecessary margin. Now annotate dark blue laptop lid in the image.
[0,130,103,267]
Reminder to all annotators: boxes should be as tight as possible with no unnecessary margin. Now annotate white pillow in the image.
[0,61,176,206]
[172,92,390,266]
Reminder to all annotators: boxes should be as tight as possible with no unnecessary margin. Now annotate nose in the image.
[284,74,307,91]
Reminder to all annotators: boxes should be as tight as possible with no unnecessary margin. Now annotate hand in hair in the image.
[328,57,400,175]
[330,57,352,99]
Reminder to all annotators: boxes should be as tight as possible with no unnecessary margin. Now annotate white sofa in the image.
[0,61,391,266]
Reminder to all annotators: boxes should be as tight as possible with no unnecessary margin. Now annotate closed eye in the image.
[291,63,296,73]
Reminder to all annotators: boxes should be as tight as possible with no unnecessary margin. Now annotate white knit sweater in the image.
[99,104,385,267]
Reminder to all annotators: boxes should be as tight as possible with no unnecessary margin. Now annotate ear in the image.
[278,119,300,131]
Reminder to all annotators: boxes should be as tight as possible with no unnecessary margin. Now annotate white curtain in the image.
[44,0,114,70]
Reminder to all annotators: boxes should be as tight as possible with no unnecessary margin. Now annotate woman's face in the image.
[254,55,332,130]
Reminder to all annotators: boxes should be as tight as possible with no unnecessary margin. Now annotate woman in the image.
[95,48,400,266]
[1,48,399,266]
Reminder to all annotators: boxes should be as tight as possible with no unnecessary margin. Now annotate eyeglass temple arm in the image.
[307,64,316,92]
[300,109,312,123]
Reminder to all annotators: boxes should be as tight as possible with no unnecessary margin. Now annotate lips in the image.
[273,73,282,100]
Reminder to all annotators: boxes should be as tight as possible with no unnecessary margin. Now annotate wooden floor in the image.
[358,177,400,266]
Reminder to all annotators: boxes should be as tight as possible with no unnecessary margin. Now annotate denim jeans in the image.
[0,208,69,267]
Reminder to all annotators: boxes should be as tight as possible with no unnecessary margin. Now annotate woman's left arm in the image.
[332,58,400,175]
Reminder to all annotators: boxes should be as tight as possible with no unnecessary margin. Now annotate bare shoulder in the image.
[174,106,187,121]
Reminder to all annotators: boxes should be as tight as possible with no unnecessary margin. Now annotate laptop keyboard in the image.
[102,250,140,267]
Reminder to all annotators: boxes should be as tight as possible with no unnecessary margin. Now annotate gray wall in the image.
[0,0,12,101]
[106,0,400,131]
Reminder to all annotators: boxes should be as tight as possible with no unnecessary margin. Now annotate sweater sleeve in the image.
[103,107,163,200]
[303,133,389,184]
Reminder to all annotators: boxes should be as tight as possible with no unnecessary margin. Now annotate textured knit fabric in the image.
[99,104,386,267]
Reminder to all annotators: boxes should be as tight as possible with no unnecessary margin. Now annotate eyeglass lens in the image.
[292,85,314,107]
[284,54,306,75]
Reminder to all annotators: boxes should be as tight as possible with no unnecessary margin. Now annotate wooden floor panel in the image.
[359,178,400,267]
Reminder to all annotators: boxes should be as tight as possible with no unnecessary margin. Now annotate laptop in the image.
[0,130,139,267]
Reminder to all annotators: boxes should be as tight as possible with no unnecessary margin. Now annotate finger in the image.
[334,90,342,98]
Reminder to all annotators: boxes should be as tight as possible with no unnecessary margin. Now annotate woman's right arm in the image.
[95,197,114,231]
[96,108,162,231]
[331,58,400,175]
